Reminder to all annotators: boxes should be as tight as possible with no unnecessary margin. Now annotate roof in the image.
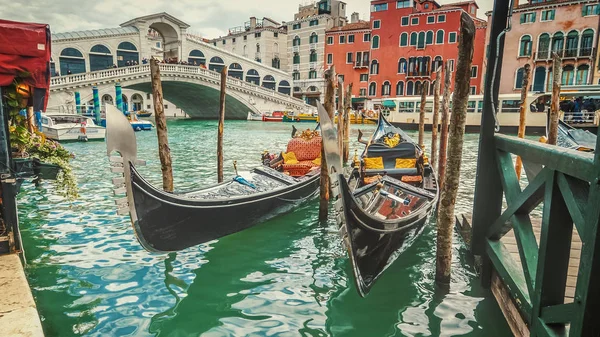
[120,12,191,29]
[515,0,583,10]
[52,26,139,41]
[326,21,370,33]
[441,0,479,9]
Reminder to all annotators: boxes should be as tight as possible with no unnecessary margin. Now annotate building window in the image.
[576,64,589,85]
[338,74,345,82]
[347,52,353,63]
[327,53,333,64]
[432,56,443,71]
[309,19,319,26]
[382,81,391,96]
[146,104,151,109]
[427,16,435,24]
[436,30,444,44]
[397,0,411,9]
[401,17,409,26]
[426,31,434,45]
[449,32,457,43]
[449,59,455,72]
[293,53,300,64]
[274,32,278,37]
[222,40,226,45]
[364,33,371,42]
[470,87,476,95]
[400,33,408,46]
[417,32,425,49]
[519,35,532,57]
[410,32,417,46]
[471,66,478,78]
[339,35,346,44]
[520,12,536,24]
[372,35,380,49]
[581,29,595,57]
[359,88,367,96]
[371,60,379,75]
[232,38,236,43]
[255,32,261,38]
[373,3,388,11]
[396,81,404,96]
[293,36,301,46]
[541,9,555,21]
[438,15,446,23]
[515,67,525,89]
[327,36,333,44]
[424,3,430,9]
[562,65,575,85]
[293,23,301,30]
[293,71,300,80]
[360,74,368,82]
[582,4,599,16]
[244,35,248,41]
[164,104,169,109]
[348,34,355,43]
[411,17,419,25]
[310,33,318,43]
[309,70,318,79]
[406,81,414,95]
[398,58,407,73]
[146,93,151,99]
[369,82,377,96]
[310,51,317,62]
[373,20,381,29]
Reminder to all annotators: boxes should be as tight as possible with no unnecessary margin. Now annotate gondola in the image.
[318,103,439,297]
[105,105,321,252]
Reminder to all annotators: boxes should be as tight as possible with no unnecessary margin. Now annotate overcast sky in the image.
[1,0,494,38]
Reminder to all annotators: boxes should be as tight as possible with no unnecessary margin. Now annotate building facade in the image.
[287,0,348,105]
[366,0,487,108]
[325,17,371,109]
[494,0,599,94]
[210,17,288,71]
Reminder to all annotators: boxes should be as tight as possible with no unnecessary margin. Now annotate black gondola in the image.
[105,105,321,252]
[318,103,439,297]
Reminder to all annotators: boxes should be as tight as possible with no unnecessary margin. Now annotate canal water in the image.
[19,119,512,336]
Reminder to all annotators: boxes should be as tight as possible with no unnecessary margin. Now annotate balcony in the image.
[406,70,431,78]
[292,45,300,53]
[534,48,595,60]
[310,43,318,51]
[309,62,318,70]
[293,64,300,71]
[354,61,369,69]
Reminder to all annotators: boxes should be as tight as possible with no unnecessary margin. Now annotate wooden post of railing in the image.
[436,12,475,287]
[320,66,336,221]
[150,58,174,192]
[548,53,562,145]
[337,77,345,160]
[419,86,426,150]
[431,67,441,170]
[438,62,452,190]
[343,83,352,163]
[218,66,228,183]
[515,64,531,180]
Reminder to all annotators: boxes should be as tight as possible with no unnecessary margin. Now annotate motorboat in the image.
[40,113,105,141]
[247,111,264,121]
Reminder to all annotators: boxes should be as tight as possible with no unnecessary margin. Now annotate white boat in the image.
[40,113,106,141]
[247,111,264,121]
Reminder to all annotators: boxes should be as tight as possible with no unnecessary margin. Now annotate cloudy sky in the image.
[1,0,494,38]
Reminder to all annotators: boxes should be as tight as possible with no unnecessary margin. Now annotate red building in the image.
[367,0,487,106]
[325,20,372,109]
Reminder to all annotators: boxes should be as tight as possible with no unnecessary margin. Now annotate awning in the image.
[352,98,366,103]
[382,100,396,108]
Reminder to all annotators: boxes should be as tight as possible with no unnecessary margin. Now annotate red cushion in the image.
[287,137,322,161]
[283,160,318,177]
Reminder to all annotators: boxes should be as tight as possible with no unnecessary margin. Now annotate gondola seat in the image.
[282,135,322,177]
[363,142,420,176]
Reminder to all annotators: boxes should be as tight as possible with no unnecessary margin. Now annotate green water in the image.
[19,120,511,336]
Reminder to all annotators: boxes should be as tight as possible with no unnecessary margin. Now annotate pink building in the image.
[491,0,599,94]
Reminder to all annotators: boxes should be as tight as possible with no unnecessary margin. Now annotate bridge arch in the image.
[117,41,139,67]
[149,21,180,60]
[102,94,114,109]
[228,63,243,80]
[209,56,225,73]
[90,44,113,71]
[188,50,206,65]
[131,93,144,111]
[278,80,291,95]
[262,75,276,90]
[246,69,260,85]
[59,47,86,75]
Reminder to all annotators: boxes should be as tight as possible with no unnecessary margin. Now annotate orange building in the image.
[325,19,371,109]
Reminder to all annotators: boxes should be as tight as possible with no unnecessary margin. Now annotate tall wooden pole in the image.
[548,53,562,146]
[320,66,336,221]
[436,12,476,287]
[150,58,174,192]
[343,83,352,163]
[26,106,35,133]
[514,63,531,179]
[419,86,427,149]
[431,67,441,170]
[438,62,452,190]
[217,66,228,183]
[337,77,344,159]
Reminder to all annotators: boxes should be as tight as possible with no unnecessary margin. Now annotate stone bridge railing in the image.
[50,64,307,109]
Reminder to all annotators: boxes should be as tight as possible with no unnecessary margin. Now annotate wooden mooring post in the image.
[419,86,426,150]
[431,67,441,170]
[514,64,531,180]
[337,77,344,160]
[150,58,174,192]
[319,66,336,221]
[217,66,228,183]
[343,83,352,163]
[548,53,562,146]
[435,12,475,287]
[438,62,452,190]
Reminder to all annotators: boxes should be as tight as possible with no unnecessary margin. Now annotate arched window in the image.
[561,65,575,85]
[406,81,414,96]
[50,58,57,76]
[546,67,553,92]
[116,42,139,67]
[519,35,532,57]
[426,31,434,45]
[515,67,525,89]
[310,32,318,44]
[552,32,564,53]
[576,64,589,85]
[59,47,86,75]
[272,57,280,69]
[293,36,301,46]
[370,60,379,75]
[131,93,143,112]
[209,56,225,73]
[102,94,114,107]
[537,33,550,59]
[243,45,248,56]
[565,31,579,57]
[246,69,260,85]
[415,81,423,95]
[228,63,243,79]
[293,53,300,64]
[372,35,380,49]
[89,45,112,71]
[533,66,546,92]
[369,82,377,96]
[396,81,404,96]
[310,51,317,62]
[581,29,594,56]
[436,30,444,44]
[273,42,279,53]
[309,70,318,79]
[418,32,425,49]
[410,32,417,46]
[188,50,206,65]
[262,75,276,90]
[398,58,407,74]
[308,86,319,92]
[256,43,261,53]
[400,33,408,47]
[293,71,300,80]
[432,56,443,72]
[278,80,291,95]
[382,81,391,96]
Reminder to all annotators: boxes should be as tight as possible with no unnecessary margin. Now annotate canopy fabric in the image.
[382,100,396,108]
[0,19,51,111]
[351,98,366,103]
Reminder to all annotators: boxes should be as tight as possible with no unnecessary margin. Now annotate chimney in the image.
[250,17,257,29]
[351,12,360,23]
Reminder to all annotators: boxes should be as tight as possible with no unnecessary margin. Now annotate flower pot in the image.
[13,158,34,178]
[33,161,61,180]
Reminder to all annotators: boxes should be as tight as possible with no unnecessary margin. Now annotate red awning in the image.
[0,19,51,111]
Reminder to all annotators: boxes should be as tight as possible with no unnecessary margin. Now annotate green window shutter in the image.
[520,14,525,23]
[596,5,600,15]
[532,12,536,22]
[551,10,555,20]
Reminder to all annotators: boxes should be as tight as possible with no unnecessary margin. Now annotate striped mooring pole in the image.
[115,82,123,113]
[92,86,101,125]
[74,91,81,115]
